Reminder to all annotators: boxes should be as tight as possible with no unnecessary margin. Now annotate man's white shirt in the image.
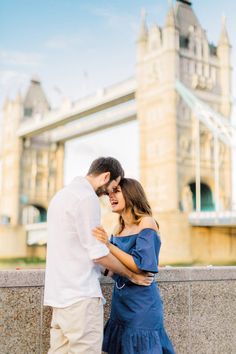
[44,176,109,308]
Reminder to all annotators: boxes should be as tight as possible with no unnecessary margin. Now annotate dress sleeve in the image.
[131,228,161,273]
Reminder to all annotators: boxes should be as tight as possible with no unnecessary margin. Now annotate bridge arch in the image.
[180,180,215,212]
[22,204,47,225]
[189,182,215,211]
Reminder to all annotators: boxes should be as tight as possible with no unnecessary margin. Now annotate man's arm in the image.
[94,253,154,286]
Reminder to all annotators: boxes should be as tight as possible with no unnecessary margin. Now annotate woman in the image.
[92,178,175,354]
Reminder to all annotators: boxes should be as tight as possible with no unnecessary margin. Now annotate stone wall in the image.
[0,267,236,354]
[0,225,27,258]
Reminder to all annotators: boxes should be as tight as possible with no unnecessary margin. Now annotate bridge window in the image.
[189,182,215,211]
[209,43,217,56]
[24,107,33,117]
[180,36,189,49]
[0,215,11,225]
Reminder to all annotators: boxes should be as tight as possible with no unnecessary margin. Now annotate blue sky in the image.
[1,0,236,204]
[1,0,236,105]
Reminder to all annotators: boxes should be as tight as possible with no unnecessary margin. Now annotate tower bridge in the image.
[0,0,236,264]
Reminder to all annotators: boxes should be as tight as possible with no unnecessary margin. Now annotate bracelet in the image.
[115,282,126,289]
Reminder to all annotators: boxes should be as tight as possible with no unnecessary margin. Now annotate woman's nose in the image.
[109,191,115,198]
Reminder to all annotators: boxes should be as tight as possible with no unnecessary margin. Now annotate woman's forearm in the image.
[108,243,141,274]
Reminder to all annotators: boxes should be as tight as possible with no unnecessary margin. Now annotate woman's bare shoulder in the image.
[138,216,159,232]
[112,225,120,236]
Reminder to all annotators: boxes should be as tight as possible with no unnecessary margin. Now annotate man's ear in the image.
[104,172,110,183]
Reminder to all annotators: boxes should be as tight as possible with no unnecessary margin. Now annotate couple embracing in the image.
[44,157,175,354]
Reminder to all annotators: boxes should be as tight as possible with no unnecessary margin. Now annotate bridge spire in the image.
[165,1,176,28]
[218,14,230,46]
[138,8,148,42]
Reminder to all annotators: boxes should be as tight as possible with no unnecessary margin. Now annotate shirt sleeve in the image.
[74,195,109,260]
[131,228,161,273]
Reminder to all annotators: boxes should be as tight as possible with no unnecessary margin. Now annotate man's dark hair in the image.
[87,157,124,181]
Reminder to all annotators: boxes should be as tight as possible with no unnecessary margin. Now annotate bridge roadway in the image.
[17,77,136,139]
[50,99,136,142]
[17,77,236,147]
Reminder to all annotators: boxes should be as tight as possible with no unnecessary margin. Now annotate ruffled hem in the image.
[103,319,175,354]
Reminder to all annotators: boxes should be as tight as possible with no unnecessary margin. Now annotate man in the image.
[44,157,153,354]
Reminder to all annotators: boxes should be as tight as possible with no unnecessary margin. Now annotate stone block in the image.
[190,280,236,354]
[0,287,41,354]
[159,282,190,354]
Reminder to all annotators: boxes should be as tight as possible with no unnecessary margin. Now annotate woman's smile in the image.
[109,188,125,213]
[110,198,119,210]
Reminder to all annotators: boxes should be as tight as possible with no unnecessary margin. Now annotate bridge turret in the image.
[165,2,177,29]
[217,15,232,117]
[23,78,50,120]
[162,2,180,83]
[136,8,148,60]
[0,93,23,226]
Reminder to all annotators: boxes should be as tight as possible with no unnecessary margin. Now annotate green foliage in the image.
[0,257,46,269]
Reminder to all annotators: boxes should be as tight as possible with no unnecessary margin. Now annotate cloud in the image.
[86,6,139,34]
[0,49,43,67]
[45,35,81,49]
[86,3,171,36]
[0,70,27,86]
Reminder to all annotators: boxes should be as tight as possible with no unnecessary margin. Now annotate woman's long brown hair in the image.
[116,178,159,234]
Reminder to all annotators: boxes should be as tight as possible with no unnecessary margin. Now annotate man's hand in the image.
[129,272,155,286]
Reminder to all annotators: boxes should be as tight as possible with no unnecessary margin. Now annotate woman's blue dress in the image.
[103,228,175,354]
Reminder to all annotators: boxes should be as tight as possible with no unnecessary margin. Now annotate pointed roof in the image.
[138,8,148,42]
[175,0,201,36]
[23,78,50,117]
[165,2,177,28]
[218,15,231,46]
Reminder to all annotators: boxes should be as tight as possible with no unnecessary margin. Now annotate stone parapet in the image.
[0,267,236,353]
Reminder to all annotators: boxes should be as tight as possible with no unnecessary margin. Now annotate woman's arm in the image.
[92,226,142,274]
[109,243,142,274]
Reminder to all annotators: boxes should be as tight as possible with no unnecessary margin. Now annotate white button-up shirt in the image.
[44,176,109,308]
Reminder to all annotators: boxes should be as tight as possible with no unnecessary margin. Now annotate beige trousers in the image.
[48,298,104,354]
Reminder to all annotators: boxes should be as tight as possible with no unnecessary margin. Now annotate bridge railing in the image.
[189,211,236,226]
[25,222,47,246]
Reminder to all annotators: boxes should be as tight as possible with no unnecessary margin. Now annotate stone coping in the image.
[0,266,236,287]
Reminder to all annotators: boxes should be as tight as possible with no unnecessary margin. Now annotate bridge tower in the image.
[136,0,232,263]
[0,79,64,256]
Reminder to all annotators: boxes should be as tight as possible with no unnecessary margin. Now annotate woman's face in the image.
[109,186,126,214]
